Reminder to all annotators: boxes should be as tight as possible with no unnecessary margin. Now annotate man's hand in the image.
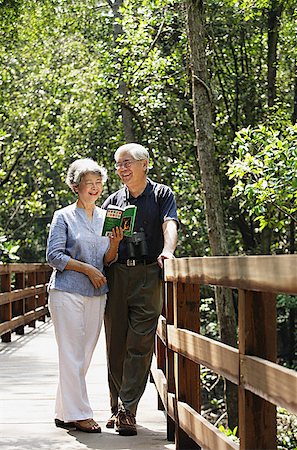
[158,220,178,268]
[157,250,175,269]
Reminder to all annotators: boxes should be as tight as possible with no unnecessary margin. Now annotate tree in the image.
[107,0,135,142]
[186,0,238,429]
[1,0,205,261]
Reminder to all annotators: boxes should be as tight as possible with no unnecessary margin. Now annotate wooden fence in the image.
[0,263,51,342]
[151,255,297,450]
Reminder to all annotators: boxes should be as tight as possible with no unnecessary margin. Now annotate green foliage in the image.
[277,294,297,310]
[207,0,297,254]
[0,234,20,262]
[228,123,297,249]
[0,0,205,262]
[1,0,297,265]
[277,408,297,449]
[218,425,239,443]
[200,295,219,338]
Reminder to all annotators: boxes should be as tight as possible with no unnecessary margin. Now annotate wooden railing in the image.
[151,255,297,450]
[0,263,51,342]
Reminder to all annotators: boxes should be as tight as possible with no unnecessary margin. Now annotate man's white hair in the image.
[115,143,150,173]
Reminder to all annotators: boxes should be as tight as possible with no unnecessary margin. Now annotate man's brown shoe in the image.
[116,409,137,436]
[106,413,117,428]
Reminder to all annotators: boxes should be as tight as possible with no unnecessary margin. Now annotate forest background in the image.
[0,0,296,446]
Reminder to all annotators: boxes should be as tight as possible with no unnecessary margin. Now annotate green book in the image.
[102,204,137,237]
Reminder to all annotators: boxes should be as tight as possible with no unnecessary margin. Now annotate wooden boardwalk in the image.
[0,320,175,450]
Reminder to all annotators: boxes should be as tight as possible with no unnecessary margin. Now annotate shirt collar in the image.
[124,177,154,200]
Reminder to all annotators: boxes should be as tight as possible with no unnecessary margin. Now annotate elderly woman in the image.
[46,158,122,433]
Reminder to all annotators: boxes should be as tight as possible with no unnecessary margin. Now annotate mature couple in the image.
[46,143,178,436]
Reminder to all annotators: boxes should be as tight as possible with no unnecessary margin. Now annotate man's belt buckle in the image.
[126,259,136,267]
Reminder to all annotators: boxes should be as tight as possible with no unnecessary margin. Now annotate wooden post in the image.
[14,272,25,335]
[151,283,166,410]
[165,281,175,441]
[238,290,277,450]
[156,285,166,410]
[45,268,51,317]
[174,281,201,450]
[156,333,166,411]
[0,273,12,342]
[36,270,46,322]
[26,271,37,328]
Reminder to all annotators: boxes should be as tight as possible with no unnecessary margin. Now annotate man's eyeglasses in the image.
[114,160,136,170]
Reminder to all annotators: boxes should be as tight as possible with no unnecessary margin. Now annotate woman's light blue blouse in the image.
[46,203,110,297]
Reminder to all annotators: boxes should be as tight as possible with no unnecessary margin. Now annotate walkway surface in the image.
[0,320,175,450]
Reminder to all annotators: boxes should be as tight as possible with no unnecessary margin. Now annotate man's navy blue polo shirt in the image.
[102,178,178,262]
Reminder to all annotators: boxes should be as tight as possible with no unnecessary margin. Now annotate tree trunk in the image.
[186,0,238,430]
[258,0,282,253]
[292,61,297,124]
[109,0,135,142]
[267,0,282,107]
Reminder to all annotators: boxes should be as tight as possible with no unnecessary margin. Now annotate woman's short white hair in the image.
[66,158,107,192]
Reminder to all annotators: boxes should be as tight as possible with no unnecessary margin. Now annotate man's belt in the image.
[118,259,155,267]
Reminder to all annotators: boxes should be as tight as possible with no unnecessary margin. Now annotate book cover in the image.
[102,204,137,237]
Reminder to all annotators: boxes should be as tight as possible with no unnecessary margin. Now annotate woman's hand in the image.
[109,226,124,248]
[85,264,107,288]
[65,259,107,288]
[104,226,123,265]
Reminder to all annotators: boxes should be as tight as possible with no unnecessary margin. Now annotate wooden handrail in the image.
[164,255,297,294]
[0,263,52,342]
[0,263,52,274]
[151,255,297,450]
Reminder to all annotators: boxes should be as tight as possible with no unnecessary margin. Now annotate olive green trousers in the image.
[104,262,162,416]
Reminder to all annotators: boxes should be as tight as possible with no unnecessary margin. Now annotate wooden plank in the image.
[0,306,48,336]
[0,286,47,307]
[238,290,277,450]
[13,272,25,335]
[167,392,175,420]
[26,272,37,328]
[36,271,47,314]
[176,401,239,450]
[150,354,167,409]
[173,282,200,449]
[165,281,176,441]
[0,292,10,306]
[241,355,297,415]
[164,255,297,294]
[0,273,12,342]
[29,306,49,321]
[167,325,239,384]
[155,325,166,410]
[173,282,201,409]
[156,314,166,345]
[0,264,51,274]
[155,292,166,410]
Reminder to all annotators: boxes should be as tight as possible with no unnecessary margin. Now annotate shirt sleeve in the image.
[101,193,116,209]
[101,198,110,209]
[46,211,71,272]
[159,186,179,227]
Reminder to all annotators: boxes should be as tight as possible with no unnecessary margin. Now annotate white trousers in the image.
[49,289,106,422]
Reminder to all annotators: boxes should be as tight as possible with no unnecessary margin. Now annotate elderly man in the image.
[102,143,178,436]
